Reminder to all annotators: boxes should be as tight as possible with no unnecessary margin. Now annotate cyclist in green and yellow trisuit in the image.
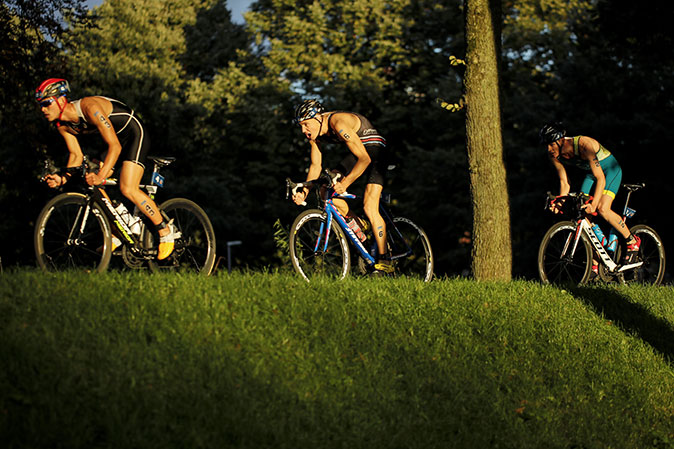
[540,122,640,265]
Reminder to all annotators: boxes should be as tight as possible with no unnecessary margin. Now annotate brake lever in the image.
[286,178,308,206]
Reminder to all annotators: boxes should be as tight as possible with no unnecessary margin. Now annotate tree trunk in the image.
[463,0,512,281]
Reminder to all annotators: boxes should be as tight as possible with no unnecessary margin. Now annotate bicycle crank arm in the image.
[129,247,158,259]
[616,261,644,272]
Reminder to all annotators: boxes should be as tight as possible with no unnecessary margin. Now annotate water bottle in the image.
[114,201,130,222]
[114,202,142,236]
[347,217,367,242]
[591,223,607,247]
[129,215,142,236]
[607,229,619,252]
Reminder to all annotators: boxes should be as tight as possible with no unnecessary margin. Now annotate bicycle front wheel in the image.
[538,221,592,286]
[387,217,434,282]
[289,209,350,281]
[145,198,217,275]
[34,193,112,273]
[620,224,666,285]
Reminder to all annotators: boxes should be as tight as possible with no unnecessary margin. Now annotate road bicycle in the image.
[538,183,665,286]
[286,170,434,282]
[34,156,217,274]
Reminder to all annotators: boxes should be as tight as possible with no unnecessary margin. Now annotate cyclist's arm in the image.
[43,126,85,188]
[82,97,122,184]
[59,127,85,168]
[548,154,571,196]
[329,113,370,193]
[306,140,323,182]
[292,141,322,205]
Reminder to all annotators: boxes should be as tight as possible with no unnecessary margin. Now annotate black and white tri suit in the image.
[317,111,389,186]
[58,97,150,169]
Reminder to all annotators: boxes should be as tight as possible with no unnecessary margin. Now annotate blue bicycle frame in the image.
[316,189,415,268]
[318,191,376,265]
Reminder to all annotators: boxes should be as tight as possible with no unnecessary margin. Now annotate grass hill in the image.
[1,271,673,448]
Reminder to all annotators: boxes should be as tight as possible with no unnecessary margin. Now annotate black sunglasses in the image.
[38,98,55,108]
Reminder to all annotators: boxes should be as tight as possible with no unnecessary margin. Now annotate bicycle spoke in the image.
[146,198,216,275]
[290,210,349,281]
[539,222,591,286]
[34,193,111,272]
[621,225,665,285]
[388,217,433,282]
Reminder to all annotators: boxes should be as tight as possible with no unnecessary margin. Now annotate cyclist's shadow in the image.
[570,286,674,364]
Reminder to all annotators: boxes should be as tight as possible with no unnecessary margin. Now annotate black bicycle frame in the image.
[90,186,145,249]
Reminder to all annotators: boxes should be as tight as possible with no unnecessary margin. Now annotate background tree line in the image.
[1,0,672,280]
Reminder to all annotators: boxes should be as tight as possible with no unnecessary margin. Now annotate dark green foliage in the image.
[0,0,92,266]
[0,0,672,279]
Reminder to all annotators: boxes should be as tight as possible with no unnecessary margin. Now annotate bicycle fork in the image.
[68,202,94,246]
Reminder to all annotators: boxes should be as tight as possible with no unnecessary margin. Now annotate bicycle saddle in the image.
[623,183,645,192]
[148,156,176,168]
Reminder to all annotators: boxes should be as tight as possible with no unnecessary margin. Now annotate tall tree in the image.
[463,0,511,280]
[0,0,92,265]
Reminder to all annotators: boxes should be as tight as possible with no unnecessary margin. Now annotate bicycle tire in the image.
[387,217,434,282]
[34,192,112,273]
[538,221,592,286]
[620,224,666,285]
[145,198,217,275]
[289,209,350,281]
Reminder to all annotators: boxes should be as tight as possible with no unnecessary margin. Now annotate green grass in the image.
[1,271,674,448]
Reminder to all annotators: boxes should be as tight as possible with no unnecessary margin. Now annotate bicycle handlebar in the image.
[545,192,598,218]
[286,170,345,206]
[41,156,119,189]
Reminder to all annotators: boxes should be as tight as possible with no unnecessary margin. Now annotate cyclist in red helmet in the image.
[540,122,641,265]
[291,99,394,274]
[35,78,176,260]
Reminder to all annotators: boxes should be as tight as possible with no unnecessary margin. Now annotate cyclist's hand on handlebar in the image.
[43,173,65,189]
[581,201,597,216]
[549,196,566,214]
[85,172,105,186]
[333,180,348,194]
[292,188,309,206]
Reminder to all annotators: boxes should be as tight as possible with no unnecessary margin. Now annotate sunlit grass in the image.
[1,270,673,448]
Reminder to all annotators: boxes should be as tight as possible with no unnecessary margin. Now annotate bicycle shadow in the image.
[570,286,674,363]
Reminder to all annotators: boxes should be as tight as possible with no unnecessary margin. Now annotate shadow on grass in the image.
[571,286,674,363]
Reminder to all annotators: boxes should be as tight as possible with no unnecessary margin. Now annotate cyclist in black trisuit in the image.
[35,78,176,260]
[291,99,393,274]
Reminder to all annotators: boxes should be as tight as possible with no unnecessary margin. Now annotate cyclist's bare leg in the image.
[332,198,350,218]
[119,161,168,237]
[363,183,387,256]
[597,195,632,241]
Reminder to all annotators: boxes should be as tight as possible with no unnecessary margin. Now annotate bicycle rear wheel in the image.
[34,193,112,273]
[387,217,434,282]
[620,224,666,285]
[538,221,592,286]
[145,198,216,275]
[290,209,350,281]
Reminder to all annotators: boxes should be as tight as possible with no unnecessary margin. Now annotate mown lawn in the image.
[1,270,673,448]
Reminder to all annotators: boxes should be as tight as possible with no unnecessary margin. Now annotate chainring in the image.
[122,244,146,269]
